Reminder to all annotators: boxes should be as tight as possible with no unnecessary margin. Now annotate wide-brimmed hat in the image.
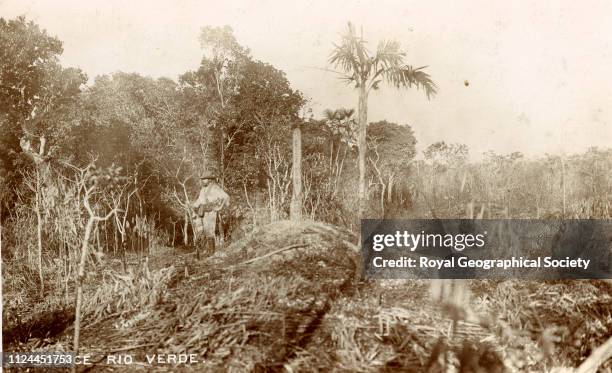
[200,172,217,180]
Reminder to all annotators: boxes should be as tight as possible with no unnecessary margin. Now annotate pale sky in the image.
[2,0,611,159]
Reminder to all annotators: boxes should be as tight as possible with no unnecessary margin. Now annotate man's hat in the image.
[200,172,217,180]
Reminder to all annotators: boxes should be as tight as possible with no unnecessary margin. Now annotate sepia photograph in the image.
[1,0,611,371]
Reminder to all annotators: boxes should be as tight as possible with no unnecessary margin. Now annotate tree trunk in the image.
[95,223,101,254]
[35,167,44,295]
[73,216,95,364]
[215,70,226,189]
[358,84,368,219]
[192,217,199,261]
[172,221,176,247]
[387,176,394,205]
[220,129,225,188]
[121,234,127,273]
[183,214,189,246]
[380,183,386,218]
[290,124,302,221]
[113,219,118,255]
[104,221,108,255]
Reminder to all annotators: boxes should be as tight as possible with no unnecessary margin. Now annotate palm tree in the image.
[329,22,437,218]
[323,107,357,147]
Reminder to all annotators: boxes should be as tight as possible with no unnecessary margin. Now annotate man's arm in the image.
[215,189,230,211]
[191,188,205,217]
[192,188,207,208]
[221,194,230,209]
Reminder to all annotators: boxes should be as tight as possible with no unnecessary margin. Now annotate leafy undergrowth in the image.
[4,221,611,372]
[2,246,185,348]
[3,258,76,347]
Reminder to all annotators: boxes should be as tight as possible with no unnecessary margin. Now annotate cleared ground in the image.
[3,220,611,372]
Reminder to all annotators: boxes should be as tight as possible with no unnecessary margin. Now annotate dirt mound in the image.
[73,219,360,371]
[214,219,359,266]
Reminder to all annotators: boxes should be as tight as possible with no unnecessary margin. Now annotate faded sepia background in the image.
[3,0,611,158]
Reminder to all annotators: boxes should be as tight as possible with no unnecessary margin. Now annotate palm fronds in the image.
[373,39,404,70]
[323,107,355,122]
[329,22,372,87]
[323,108,338,121]
[385,65,437,99]
[329,22,436,99]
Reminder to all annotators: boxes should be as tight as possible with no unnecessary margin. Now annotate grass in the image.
[2,220,611,372]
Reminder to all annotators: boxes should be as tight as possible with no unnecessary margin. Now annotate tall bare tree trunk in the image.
[358,84,368,220]
[73,216,95,367]
[20,135,47,294]
[290,124,302,221]
[35,167,44,295]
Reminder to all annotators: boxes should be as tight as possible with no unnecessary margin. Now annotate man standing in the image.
[192,173,230,254]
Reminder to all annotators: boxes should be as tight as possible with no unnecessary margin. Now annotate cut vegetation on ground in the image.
[4,221,611,372]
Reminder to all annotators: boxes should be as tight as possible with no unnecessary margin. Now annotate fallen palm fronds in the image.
[83,262,177,324]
